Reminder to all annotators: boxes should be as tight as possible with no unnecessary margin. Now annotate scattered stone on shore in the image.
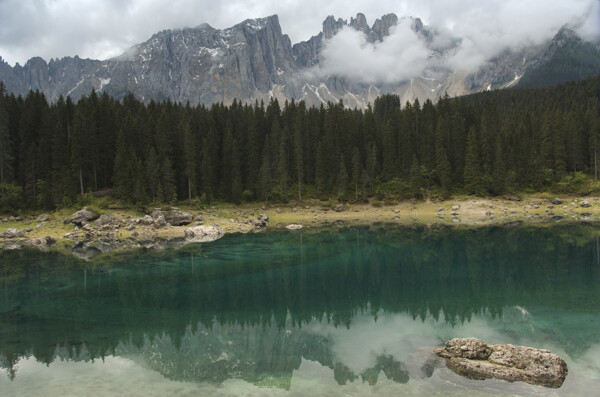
[452,205,460,211]
[504,194,522,201]
[249,214,269,228]
[485,211,494,217]
[333,204,344,212]
[285,224,303,230]
[66,207,99,226]
[434,337,567,388]
[0,228,25,238]
[27,236,56,248]
[184,225,224,242]
[580,200,592,208]
[552,198,563,205]
[36,214,50,222]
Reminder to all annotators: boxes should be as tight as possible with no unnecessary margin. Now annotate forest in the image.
[0,75,599,211]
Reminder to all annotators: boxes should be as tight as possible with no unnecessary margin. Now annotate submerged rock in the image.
[184,225,224,242]
[434,337,567,388]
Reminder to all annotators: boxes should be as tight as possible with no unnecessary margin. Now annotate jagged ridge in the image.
[0,13,598,107]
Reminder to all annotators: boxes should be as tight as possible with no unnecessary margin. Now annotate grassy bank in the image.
[1,194,600,247]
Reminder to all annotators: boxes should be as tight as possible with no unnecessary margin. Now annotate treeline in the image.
[0,75,599,210]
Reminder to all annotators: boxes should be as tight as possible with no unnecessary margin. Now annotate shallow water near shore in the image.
[1,224,600,396]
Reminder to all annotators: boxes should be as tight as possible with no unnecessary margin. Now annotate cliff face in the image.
[1,13,598,107]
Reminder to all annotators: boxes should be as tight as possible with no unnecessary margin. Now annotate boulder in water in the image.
[434,337,567,388]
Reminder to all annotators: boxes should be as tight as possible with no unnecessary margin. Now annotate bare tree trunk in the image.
[79,167,84,196]
[93,162,97,191]
[188,176,192,200]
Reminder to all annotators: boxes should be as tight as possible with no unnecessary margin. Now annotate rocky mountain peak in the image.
[322,15,347,39]
[349,13,370,34]
[1,12,598,108]
[372,13,399,40]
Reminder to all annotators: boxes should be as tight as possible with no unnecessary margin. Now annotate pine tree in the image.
[294,112,304,202]
[259,140,272,204]
[491,134,506,195]
[409,155,423,199]
[145,147,161,200]
[338,154,348,200]
[351,148,361,201]
[464,126,483,195]
[182,123,196,200]
[278,129,288,202]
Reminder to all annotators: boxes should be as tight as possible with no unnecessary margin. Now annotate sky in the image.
[0,0,598,71]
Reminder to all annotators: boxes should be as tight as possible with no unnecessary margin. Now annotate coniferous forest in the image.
[0,75,599,211]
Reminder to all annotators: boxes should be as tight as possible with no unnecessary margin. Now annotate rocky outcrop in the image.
[95,214,115,226]
[3,12,592,108]
[161,209,193,226]
[184,225,224,242]
[66,207,99,226]
[434,337,568,388]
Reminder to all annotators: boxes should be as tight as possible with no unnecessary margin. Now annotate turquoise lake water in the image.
[1,224,599,396]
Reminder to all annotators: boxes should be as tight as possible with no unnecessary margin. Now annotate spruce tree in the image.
[337,154,348,201]
[463,126,483,195]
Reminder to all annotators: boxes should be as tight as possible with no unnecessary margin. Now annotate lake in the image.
[1,224,599,396]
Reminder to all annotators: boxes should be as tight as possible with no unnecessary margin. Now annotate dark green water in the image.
[1,224,600,396]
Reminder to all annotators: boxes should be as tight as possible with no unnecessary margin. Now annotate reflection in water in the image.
[1,224,600,394]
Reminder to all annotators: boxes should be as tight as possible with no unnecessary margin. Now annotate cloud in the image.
[314,20,430,84]
[0,0,597,72]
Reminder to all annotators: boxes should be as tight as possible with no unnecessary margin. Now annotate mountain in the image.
[1,13,598,107]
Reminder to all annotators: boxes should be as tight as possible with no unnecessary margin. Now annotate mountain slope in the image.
[0,13,598,107]
[517,27,600,88]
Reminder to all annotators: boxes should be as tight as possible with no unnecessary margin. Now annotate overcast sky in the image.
[0,0,598,67]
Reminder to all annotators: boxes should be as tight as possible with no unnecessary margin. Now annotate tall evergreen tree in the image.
[463,126,483,195]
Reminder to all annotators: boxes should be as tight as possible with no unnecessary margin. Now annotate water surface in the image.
[1,224,600,396]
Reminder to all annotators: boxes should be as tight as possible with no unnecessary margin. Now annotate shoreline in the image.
[1,194,600,257]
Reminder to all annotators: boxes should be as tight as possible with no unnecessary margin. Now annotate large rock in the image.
[184,225,224,242]
[66,207,99,226]
[95,213,115,226]
[285,224,303,230]
[434,338,567,388]
[151,209,192,226]
[0,228,25,238]
[36,214,50,222]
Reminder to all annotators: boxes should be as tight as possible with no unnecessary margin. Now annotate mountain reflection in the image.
[1,224,600,386]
